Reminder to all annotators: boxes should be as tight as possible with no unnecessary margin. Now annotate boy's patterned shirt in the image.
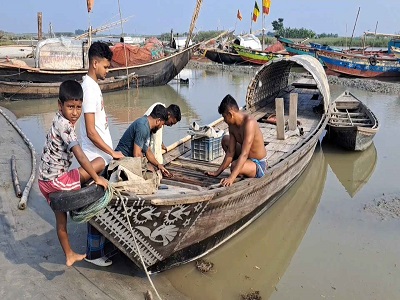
[38,111,79,181]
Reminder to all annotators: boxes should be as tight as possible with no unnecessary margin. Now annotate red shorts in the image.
[38,169,81,204]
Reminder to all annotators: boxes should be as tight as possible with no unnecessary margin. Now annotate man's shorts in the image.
[250,158,268,178]
[38,169,81,204]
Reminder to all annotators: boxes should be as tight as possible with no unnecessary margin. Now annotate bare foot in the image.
[66,252,86,267]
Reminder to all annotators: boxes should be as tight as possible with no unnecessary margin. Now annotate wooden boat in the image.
[233,45,283,65]
[316,49,400,77]
[0,74,137,100]
[327,91,379,151]
[322,138,377,197]
[0,44,197,85]
[54,55,330,273]
[390,46,400,58]
[203,48,245,65]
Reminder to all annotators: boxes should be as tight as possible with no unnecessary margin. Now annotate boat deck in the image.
[159,85,323,193]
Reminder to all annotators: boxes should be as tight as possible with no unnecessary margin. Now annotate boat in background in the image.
[204,48,245,65]
[327,91,379,151]
[316,49,400,78]
[0,74,137,100]
[233,45,284,65]
[390,46,400,58]
[0,44,197,86]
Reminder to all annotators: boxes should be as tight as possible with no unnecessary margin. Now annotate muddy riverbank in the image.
[188,59,400,94]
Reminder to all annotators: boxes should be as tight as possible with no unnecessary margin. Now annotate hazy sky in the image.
[0,0,398,37]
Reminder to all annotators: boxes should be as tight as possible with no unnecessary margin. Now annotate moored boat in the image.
[51,55,331,273]
[0,74,137,100]
[327,91,379,151]
[0,44,197,86]
[204,48,245,65]
[317,49,400,78]
[233,45,283,65]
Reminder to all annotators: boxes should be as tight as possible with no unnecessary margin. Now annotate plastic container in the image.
[191,136,223,161]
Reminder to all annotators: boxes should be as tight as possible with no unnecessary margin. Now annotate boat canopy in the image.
[246,55,330,113]
[35,37,85,70]
[233,34,262,50]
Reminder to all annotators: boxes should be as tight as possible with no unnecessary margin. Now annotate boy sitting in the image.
[38,80,108,267]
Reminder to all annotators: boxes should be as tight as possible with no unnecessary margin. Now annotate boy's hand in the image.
[112,151,125,159]
[95,176,109,190]
[161,143,167,151]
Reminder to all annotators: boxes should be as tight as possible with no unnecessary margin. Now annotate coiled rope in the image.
[71,184,116,223]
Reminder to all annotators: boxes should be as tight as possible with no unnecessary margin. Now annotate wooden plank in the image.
[289,93,298,131]
[275,98,285,140]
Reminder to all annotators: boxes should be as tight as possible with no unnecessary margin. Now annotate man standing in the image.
[144,103,181,163]
[116,104,172,177]
[206,94,267,186]
[80,41,124,267]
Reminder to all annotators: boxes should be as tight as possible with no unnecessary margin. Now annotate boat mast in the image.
[349,6,360,50]
[185,0,203,48]
[262,13,265,50]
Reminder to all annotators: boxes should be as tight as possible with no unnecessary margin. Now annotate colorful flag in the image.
[252,1,260,22]
[86,0,94,13]
[237,9,243,21]
[263,0,271,15]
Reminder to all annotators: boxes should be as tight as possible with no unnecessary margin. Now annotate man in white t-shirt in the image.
[80,41,124,267]
[144,103,181,163]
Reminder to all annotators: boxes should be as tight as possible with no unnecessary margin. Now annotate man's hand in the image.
[95,176,109,190]
[112,151,125,159]
[220,177,234,187]
[158,164,172,178]
[161,143,167,151]
[205,171,219,177]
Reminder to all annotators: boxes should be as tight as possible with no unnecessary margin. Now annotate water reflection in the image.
[322,137,377,197]
[161,145,327,300]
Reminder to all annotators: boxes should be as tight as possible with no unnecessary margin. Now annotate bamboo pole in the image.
[186,0,203,48]
[0,108,37,210]
[11,155,22,198]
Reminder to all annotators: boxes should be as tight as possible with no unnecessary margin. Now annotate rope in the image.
[120,194,163,300]
[70,184,115,223]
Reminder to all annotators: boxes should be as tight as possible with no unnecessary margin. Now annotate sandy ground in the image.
[0,107,188,300]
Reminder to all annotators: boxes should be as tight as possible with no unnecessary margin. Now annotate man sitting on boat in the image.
[144,103,181,164]
[206,94,267,186]
[115,104,172,177]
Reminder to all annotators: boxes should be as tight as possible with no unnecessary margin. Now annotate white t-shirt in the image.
[144,102,165,164]
[80,75,113,164]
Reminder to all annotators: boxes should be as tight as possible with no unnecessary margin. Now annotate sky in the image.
[0,0,398,37]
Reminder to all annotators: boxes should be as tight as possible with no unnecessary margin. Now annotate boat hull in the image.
[317,50,400,78]
[204,49,244,65]
[327,126,377,151]
[0,45,196,85]
[0,75,136,100]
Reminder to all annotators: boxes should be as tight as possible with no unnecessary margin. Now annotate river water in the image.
[1,68,399,299]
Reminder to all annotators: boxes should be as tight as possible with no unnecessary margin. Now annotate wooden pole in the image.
[11,155,22,198]
[349,7,360,50]
[275,98,285,140]
[37,12,43,41]
[288,93,298,131]
[185,0,203,48]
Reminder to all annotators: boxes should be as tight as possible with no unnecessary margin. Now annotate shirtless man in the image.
[206,94,267,187]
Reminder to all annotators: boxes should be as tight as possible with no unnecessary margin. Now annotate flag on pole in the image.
[86,0,94,13]
[263,0,271,15]
[237,9,243,21]
[252,1,260,22]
